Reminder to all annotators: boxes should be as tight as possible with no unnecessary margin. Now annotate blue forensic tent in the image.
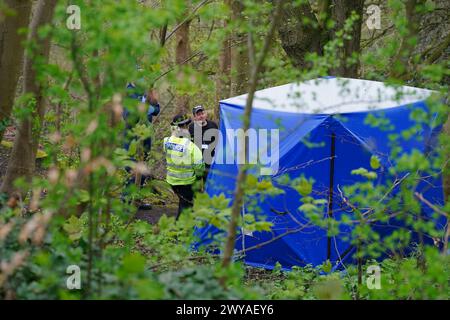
[195,77,446,270]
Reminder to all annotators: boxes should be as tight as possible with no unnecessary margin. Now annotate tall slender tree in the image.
[330,0,364,77]
[1,0,58,196]
[214,0,231,119]
[175,18,191,114]
[389,0,426,79]
[0,0,32,142]
[229,0,249,96]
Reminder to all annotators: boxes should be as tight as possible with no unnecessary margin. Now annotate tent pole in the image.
[327,132,336,261]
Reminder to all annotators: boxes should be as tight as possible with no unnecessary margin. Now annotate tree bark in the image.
[276,1,325,70]
[330,0,364,77]
[418,0,449,66]
[276,0,364,77]
[175,19,191,114]
[389,0,426,79]
[1,0,57,196]
[0,0,32,142]
[215,0,231,119]
[229,0,249,96]
[414,0,449,204]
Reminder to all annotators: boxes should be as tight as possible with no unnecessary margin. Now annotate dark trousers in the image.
[171,184,194,220]
[121,138,151,203]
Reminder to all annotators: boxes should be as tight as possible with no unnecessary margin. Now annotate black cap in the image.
[192,105,205,115]
[171,114,192,127]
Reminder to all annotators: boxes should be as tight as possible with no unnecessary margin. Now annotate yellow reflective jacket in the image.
[163,135,204,185]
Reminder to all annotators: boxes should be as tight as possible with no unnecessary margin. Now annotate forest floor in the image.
[1,125,178,224]
[0,145,9,178]
[1,140,178,226]
[135,204,178,224]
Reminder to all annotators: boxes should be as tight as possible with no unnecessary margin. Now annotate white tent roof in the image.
[220,77,434,114]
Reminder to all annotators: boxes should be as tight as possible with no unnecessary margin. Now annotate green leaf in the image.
[256,179,273,191]
[351,167,377,180]
[122,253,146,274]
[299,203,317,213]
[128,140,138,156]
[78,189,90,203]
[254,221,273,232]
[370,155,381,170]
[63,216,83,241]
[321,260,332,273]
[295,177,313,197]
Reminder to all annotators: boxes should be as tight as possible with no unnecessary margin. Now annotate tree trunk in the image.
[0,0,32,142]
[414,0,450,203]
[276,1,325,70]
[1,0,57,196]
[416,0,449,78]
[276,0,363,77]
[175,19,191,114]
[389,0,426,79]
[229,0,249,96]
[215,0,231,119]
[330,0,364,77]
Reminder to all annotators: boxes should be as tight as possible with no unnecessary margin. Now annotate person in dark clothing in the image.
[122,83,160,210]
[123,83,160,152]
[188,105,219,184]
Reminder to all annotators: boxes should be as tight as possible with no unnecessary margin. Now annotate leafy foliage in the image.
[0,0,448,300]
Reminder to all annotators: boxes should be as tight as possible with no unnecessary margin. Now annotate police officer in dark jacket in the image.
[122,83,160,210]
[123,83,160,152]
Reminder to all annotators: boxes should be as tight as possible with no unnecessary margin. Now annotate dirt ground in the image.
[134,204,178,224]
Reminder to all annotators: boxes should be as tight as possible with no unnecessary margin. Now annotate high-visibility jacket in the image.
[163,135,204,185]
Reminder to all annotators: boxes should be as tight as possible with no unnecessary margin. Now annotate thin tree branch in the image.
[164,0,212,43]
[222,0,286,269]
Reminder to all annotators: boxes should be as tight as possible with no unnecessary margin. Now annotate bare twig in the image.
[235,223,312,255]
[414,192,448,218]
[164,0,212,43]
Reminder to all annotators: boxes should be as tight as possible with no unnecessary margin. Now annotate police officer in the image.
[164,114,204,220]
[122,84,160,210]
[124,83,160,153]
